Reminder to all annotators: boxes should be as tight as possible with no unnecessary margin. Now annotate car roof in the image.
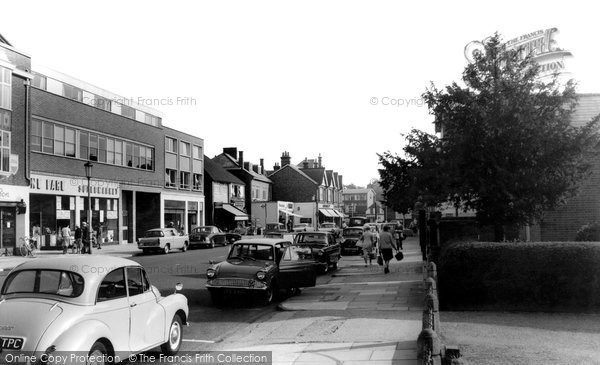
[234,238,291,246]
[6,256,141,305]
[297,231,326,235]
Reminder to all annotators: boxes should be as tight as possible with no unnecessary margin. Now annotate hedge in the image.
[438,241,600,312]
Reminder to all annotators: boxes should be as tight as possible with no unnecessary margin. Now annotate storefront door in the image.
[0,208,16,252]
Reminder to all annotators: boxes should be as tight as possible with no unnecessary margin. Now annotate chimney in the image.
[281,151,291,166]
[260,158,264,174]
[223,147,238,159]
[273,163,280,171]
[302,158,309,169]
[318,153,322,168]
[252,164,259,173]
[244,161,251,171]
[238,151,244,168]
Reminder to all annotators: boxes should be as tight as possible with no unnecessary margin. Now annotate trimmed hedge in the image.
[438,241,600,312]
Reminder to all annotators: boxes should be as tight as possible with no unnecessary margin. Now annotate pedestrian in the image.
[397,225,405,250]
[73,225,82,254]
[95,224,102,249]
[378,225,398,274]
[61,224,72,254]
[361,226,376,266]
[287,219,293,232]
[81,222,91,254]
[31,224,41,249]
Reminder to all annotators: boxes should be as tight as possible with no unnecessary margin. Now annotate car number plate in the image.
[0,336,24,350]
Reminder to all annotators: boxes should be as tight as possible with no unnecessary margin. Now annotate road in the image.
[129,244,333,351]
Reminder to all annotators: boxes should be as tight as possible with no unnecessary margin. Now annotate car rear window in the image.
[2,269,85,297]
[145,230,164,237]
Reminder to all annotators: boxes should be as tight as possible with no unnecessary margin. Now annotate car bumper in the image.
[206,278,268,290]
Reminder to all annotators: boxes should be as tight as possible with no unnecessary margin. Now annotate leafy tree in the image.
[381,34,599,241]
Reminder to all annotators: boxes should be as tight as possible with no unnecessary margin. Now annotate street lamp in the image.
[84,161,93,254]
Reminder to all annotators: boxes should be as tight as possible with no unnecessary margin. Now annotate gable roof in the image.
[326,170,335,188]
[204,156,244,185]
[0,33,12,46]
[301,167,326,185]
[213,153,272,184]
[268,164,318,185]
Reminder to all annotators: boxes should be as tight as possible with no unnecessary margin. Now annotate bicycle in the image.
[18,236,37,257]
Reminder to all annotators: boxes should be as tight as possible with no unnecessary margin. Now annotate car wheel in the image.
[142,249,149,255]
[264,282,276,304]
[88,341,109,365]
[322,262,329,274]
[210,240,215,248]
[163,244,170,254]
[161,314,183,355]
[181,243,188,252]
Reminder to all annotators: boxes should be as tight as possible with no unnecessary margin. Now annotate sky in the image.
[3,1,600,186]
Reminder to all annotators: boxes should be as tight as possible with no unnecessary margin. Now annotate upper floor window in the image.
[63,84,83,102]
[145,114,160,126]
[0,67,11,110]
[165,137,177,153]
[165,169,177,188]
[193,145,202,159]
[192,173,202,191]
[180,171,190,189]
[180,141,190,156]
[0,130,10,172]
[32,72,46,90]
[121,104,136,119]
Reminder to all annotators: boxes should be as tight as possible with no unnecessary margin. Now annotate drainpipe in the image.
[24,78,31,183]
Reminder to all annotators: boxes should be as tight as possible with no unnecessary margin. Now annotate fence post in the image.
[417,328,441,365]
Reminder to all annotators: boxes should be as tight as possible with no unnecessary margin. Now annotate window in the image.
[42,122,53,154]
[126,267,148,296]
[166,169,177,188]
[2,270,84,298]
[121,104,136,119]
[180,141,190,156]
[180,171,190,189]
[63,84,83,102]
[98,136,107,163]
[0,67,11,110]
[106,138,114,164]
[79,131,88,160]
[53,125,64,155]
[165,137,177,153]
[114,140,123,166]
[262,190,266,200]
[31,120,42,152]
[125,142,133,167]
[145,114,159,126]
[134,144,140,168]
[32,73,46,90]
[93,96,111,112]
[65,128,75,157]
[89,134,98,161]
[145,147,153,170]
[193,145,202,159]
[192,173,202,191]
[1,131,10,172]
[97,269,127,302]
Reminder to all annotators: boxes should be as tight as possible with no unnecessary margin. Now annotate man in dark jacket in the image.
[81,222,91,254]
[73,225,82,254]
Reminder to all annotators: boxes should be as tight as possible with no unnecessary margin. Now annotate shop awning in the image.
[319,208,334,217]
[333,209,345,218]
[218,204,249,221]
[328,209,342,218]
[280,208,304,218]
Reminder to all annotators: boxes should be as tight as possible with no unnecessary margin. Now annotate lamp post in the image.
[84,161,93,254]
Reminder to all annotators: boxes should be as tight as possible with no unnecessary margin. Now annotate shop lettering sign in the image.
[30,174,119,198]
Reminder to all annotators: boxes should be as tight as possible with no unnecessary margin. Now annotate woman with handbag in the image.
[361,226,376,266]
[378,225,398,274]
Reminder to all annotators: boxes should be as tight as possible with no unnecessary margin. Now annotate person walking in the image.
[361,226,376,266]
[61,225,72,254]
[73,225,82,254]
[81,222,91,254]
[378,225,398,274]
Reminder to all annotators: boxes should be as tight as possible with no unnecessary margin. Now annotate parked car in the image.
[0,256,189,358]
[320,222,341,238]
[206,238,317,305]
[264,223,287,235]
[340,227,365,255]
[292,223,312,233]
[138,228,189,254]
[189,226,229,248]
[293,231,341,273]
[347,216,368,227]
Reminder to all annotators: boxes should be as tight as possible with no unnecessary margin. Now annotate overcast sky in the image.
[3,1,599,186]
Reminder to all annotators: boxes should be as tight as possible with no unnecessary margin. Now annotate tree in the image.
[381,34,599,241]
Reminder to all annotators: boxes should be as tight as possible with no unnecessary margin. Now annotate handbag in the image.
[395,251,404,261]
[355,238,364,248]
[377,254,383,266]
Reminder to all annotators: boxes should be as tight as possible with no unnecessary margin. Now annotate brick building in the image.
[342,188,376,221]
[203,155,247,230]
[0,35,32,253]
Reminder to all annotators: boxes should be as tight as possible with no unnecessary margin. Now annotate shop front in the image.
[161,192,204,234]
[0,185,29,255]
[29,173,120,249]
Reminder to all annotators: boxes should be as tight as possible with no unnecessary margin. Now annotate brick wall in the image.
[270,166,316,202]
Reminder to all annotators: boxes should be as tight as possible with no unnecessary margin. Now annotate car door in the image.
[126,267,166,351]
[93,268,131,352]
[278,246,316,289]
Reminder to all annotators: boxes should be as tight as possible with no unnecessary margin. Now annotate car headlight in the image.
[207,269,216,278]
[256,271,266,280]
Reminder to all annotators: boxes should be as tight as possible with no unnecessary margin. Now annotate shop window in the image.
[192,173,202,191]
[0,67,11,110]
[31,119,42,152]
[166,169,177,188]
[180,171,190,189]
[79,131,88,160]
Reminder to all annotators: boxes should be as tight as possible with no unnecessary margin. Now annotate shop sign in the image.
[30,174,119,198]
[0,184,29,202]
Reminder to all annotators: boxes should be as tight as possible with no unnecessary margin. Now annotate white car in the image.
[0,256,189,362]
[138,228,190,254]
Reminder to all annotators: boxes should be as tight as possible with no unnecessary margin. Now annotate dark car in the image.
[293,231,341,273]
[206,239,317,305]
[340,227,365,255]
[189,226,239,248]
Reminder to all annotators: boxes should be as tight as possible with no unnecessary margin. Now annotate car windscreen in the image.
[295,234,327,245]
[2,269,85,298]
[228,244,274,261]
[193,227,212,233]
[145,230,164,237]
[343,229,363,236]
